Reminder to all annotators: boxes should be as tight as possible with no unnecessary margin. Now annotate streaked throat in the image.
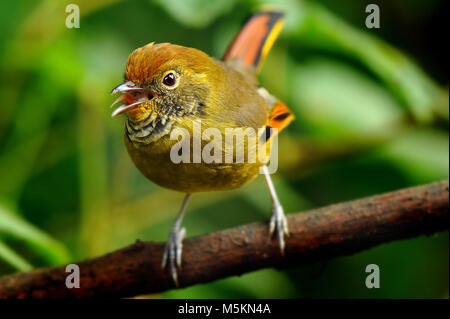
[126,110,172,144]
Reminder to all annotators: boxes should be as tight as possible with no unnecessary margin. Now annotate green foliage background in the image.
[0,0,448,298]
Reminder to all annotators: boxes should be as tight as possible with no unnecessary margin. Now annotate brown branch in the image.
[0,181,448,298]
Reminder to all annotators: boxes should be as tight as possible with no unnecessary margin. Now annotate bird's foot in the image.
[161,226,186,286]
[269,202,289,255]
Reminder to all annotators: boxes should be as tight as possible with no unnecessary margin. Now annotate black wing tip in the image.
[251,10,285,20]
[239,10,285,29]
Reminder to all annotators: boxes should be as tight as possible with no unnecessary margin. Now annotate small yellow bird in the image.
[110,10,294,285]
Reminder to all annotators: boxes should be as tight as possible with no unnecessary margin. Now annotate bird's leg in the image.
[161,193,191,286]
[262,165,289,254]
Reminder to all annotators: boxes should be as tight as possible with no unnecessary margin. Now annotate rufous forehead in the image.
[125,42,212,86]
[125,42,173,85]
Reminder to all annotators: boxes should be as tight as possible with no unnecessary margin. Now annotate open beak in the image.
[110,81,142,95]
[110,81,149,117]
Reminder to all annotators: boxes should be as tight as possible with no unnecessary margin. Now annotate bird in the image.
[110,10,294,286]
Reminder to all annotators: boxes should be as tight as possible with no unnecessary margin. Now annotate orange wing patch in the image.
[268,101,294,132]
[260,101,294,144]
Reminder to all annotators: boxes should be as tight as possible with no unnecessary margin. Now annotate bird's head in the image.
[110,42,220,142]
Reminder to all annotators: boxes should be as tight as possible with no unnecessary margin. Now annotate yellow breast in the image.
[124,120,269,193]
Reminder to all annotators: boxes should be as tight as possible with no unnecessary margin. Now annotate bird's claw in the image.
[269,203,289,255]
[161,226,186,286]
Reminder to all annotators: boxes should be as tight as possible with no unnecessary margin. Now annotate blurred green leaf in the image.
[290,58,405,139]
[378,128,449,183]
[0,205,70,265]
[153,0,239,28]
[292,2,448,123]
[0,240,32,271]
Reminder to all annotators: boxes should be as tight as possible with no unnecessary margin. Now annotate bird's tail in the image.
[223,10,285,73]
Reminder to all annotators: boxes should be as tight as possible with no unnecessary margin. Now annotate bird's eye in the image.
[162,72,176,87]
